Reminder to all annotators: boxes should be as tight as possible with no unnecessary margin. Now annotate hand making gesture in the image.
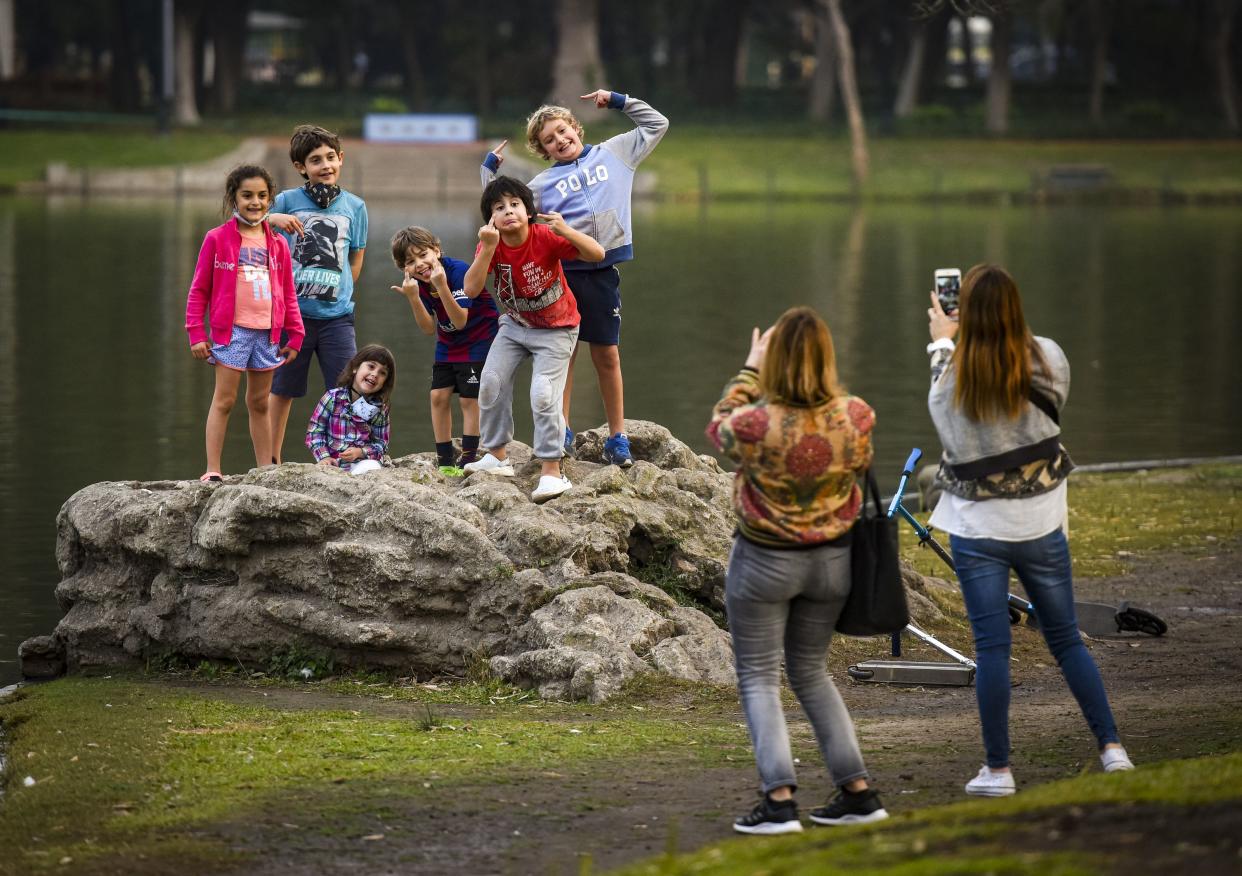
[478,218,500,248]
[580,89,613,109]
[489,139,508,168]
[391,270,421,300]
[745,326,775,371]
[538,211,570,237]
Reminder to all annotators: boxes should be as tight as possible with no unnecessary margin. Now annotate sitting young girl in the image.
[305,344,395,475]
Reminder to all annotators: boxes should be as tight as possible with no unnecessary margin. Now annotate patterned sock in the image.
[435,441,455,466]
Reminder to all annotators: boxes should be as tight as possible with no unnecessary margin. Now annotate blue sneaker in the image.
[563,426,574,457]
[603,432,633,468]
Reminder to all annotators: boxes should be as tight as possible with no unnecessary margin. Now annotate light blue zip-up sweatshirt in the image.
[481,92,668,272]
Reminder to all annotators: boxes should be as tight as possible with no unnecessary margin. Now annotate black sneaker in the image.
[733,795,803,835]
[809,788,889,826]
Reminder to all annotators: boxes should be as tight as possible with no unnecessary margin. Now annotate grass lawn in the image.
[5,124,1242,200]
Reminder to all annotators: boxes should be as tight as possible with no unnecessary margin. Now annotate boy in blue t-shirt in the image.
[266,124,369,462]
[391,226,498,476]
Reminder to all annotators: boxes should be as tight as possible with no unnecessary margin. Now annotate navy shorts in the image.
[431,361,484,399]
[272,312,356,399]
[569,266,621,346]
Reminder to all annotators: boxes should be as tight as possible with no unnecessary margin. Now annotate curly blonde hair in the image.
[525,105,584,160]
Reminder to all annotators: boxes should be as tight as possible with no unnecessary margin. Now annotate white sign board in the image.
[363,114,478,144]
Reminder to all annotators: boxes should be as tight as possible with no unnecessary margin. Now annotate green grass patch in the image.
[615,752,1242,875]
[0,130,241,189]
[0,676,750,874]
[898,464,1241,581]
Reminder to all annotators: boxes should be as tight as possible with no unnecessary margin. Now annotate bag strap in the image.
[861,467,883,517]
[1027,386,1060,426]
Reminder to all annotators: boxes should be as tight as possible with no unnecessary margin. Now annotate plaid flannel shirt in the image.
[305,387,390,463]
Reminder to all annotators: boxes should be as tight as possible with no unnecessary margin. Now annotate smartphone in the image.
[934,268,962,316]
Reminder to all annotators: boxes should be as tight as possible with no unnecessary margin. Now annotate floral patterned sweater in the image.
[706,369,876,547]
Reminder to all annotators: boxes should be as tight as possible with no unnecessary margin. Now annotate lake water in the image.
[1,196,1239,684]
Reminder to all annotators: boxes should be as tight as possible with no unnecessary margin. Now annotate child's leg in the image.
[561,345,579,423]
[478,323,526,459]
[270,320,319,464]
[244,369,276,467]
[460,397,480,439]
[590,342,625,436]
[205,365,244,474]
[430,387,454,443]
[529,326,580,477]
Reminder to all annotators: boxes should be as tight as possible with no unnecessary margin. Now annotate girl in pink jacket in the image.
[185,165,304,481]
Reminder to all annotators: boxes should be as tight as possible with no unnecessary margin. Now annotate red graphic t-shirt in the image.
[483,224,580,329]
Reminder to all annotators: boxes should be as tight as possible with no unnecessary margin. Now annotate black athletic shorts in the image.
[431,361,484,398]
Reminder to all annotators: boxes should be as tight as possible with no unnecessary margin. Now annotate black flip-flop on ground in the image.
[1114,602,1168,637]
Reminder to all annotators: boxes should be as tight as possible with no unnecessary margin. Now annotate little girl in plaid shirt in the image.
[306,344,396,475]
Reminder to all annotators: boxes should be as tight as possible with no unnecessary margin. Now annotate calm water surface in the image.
[1,197,1239,683]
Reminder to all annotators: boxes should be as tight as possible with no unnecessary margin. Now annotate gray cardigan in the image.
[929,336,1069,478]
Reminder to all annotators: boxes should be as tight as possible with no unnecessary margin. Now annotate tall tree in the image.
[824,0,868,187]
[1209,0,1240,133]
[394,0,431,110]
[984,7,1011,134]
[1086,0,1112,127]
[549,0,606,118]
[808,0,837,121]
[894,16,929,118]
[173,0,203,125]
[207,0,249,113]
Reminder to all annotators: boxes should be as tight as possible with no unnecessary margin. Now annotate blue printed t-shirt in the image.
[420,257,498,363]
[272,187,368,320]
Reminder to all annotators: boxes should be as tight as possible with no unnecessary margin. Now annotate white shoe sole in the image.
[809,809,889,826]
[733,820,803,835]
[531,487,570,503]
[463,465,514,477]
[965,785,1015,797]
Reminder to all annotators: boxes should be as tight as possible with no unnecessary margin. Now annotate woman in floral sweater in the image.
[707,306,887,835]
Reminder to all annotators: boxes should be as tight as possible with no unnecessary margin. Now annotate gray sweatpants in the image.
[478,316,578,460]
[726,535,870,794]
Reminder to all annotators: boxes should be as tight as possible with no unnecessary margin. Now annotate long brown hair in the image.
[336,344,397,406]
[952,264,1048,421]
[759,306,846,406]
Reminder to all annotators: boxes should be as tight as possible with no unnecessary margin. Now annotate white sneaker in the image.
[531,475,572,503]
[1101,746,1135,772]
[965,765,1016,797]
[462,453,514,477]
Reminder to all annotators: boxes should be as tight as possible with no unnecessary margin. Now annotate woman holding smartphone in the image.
[708,306,888,834]
[926,263,1134,797]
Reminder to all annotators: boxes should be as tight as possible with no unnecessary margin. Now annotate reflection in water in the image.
[0,196,1239,683]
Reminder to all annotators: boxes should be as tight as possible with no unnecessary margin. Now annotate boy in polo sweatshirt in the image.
[482,89,668,467]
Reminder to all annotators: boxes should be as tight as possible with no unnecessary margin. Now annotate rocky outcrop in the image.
[27,422,743,701]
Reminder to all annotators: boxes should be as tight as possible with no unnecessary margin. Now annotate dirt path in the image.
[137,545,1242,876]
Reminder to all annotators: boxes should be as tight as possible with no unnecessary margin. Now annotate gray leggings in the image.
[726,536,870,794]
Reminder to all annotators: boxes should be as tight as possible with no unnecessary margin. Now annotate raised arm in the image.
[463,221,499,298]
[583,89,669,168]
[431,263,471,330]
[480,138,508,187]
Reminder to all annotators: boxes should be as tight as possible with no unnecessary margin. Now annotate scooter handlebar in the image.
[886,448,923,518]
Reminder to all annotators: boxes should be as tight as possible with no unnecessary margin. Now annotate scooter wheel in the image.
[1114,604,1168,637]
[1007,606,1023,626]
[847,666,874,681]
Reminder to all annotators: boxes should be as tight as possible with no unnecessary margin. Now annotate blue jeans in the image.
[951,529,1120,768]
[725,536,869,794]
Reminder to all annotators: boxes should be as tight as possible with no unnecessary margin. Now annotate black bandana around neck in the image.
[304,181,341,209]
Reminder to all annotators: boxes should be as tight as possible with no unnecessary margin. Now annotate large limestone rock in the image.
[29,421,742,702]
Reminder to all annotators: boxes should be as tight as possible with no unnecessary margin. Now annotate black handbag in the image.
[835,468,910,637]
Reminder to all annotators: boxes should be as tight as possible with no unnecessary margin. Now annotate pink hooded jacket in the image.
[185,220,305,351]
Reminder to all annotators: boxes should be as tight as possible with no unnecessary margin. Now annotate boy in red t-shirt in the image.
[463,176,604,502]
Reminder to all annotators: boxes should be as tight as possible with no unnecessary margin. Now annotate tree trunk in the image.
[808,0,837,122]
[824,0,868,188]
[174,0,202,126]
[106,0,141,111]
[894,20,928,119]
[985,10,1011,135]
[1086,0,1111,127]
[1210,0,1240,133]
[209,0,249,114]
[550,0,606,119]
